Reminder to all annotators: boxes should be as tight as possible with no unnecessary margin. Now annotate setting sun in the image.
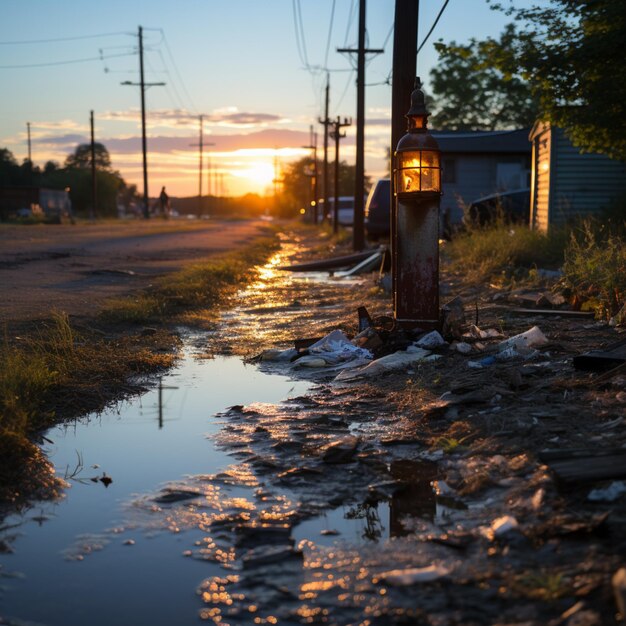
[234,161,276,187]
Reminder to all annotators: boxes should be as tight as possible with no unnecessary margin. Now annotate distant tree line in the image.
[0,143,139,218]
[278,157,371,217]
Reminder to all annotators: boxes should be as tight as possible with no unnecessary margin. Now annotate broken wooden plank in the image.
[279,248,386,272]
[573,338,626,372]
[540,448,626,483]
[504,307,595,318]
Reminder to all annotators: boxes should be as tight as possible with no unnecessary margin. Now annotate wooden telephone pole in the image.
[121,26,165,219]
[330,116,352,233]
[338,0,384,250]
[391,1,419,293]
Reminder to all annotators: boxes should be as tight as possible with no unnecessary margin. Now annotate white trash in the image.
[335,348,431,381]
[588,481,626,502]
[415,330,446,349]
[498,326,548,352]
[377,564,450,586]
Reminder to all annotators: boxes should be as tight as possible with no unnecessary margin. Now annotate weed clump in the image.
[446,223,567,282]
[562,223,626,318]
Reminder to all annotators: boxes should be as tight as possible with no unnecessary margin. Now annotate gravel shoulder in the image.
[0,218,268,330]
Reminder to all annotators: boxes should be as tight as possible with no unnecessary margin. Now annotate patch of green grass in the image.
[562,222,626,318]
[101,236,281,324]
[512,571,570,601]
[446,223,567,282]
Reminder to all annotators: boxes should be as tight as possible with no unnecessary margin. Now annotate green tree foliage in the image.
[490,0,626,160]
[429,24,538,131]
[280,156,371,216]
[64,142,112,170]
[0,144,138,218]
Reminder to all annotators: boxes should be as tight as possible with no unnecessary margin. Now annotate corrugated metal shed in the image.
[432,129,531,154]
[429,129,531,225]
[530,121,626,231]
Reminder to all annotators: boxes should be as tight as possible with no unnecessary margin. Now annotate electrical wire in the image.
[343,0,357,46]
[0,51,136,69]
[323,0,337,69]
[159,29,198,113]
[0,31,130,45]
[417,0,451,54]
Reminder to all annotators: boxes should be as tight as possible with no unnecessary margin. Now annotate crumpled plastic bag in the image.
[293,329,372,368]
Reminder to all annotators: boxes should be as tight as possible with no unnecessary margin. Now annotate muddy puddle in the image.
[0,348,312,626]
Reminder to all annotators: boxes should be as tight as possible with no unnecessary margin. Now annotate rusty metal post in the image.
[393,78,441,329]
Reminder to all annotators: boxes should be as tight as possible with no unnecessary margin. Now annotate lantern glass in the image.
[408,115,427,131]
[396,149,441,193]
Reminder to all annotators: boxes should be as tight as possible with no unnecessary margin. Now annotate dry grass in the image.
[101,236,281,324]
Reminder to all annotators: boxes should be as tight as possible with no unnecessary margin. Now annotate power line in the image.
[0,31,130,45]
[323,0,337,69]
[0,51,136,69]
[343,0,357,46]
[418,0,451,54]
[159,29,198,114]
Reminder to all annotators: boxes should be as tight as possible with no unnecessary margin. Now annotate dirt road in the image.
[0,218,269,328]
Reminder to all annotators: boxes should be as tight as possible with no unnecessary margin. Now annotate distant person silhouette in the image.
[159,186,170,219]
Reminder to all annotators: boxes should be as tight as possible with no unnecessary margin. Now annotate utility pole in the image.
[318,73,331,224]
[90,110,97,221]
[338,0,384,250]
[330,116,352,233]
[391,0,419,294]
[302,125,318,224]
[198,114,203,214]
[189,116,215,216]
[26,122,32,164]
[121,26,165,219]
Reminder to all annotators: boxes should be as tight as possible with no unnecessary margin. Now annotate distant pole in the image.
[302,125,318,224]
[313,131,319,223]
[121,26,165,219]
[139,26,149,219]
[90,110,97,221]
[338,0,384,250]
[198,115,203,215]
[391,0,419,294]
[318,73,331,223]
[26,122,32,163]
[330,116,352,233]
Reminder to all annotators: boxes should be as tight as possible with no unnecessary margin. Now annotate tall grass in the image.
[562,223,626,318]
[445,222,567,282]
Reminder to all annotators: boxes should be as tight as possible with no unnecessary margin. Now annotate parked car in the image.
[318,196,357,226]
[365,178,391,239]
[466,188,530,226]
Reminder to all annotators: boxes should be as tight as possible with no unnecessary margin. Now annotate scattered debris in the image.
[588,481,626,502]
[375,564,451,586]
[335,347,431,381]
[279,248,386,272]
[415,330,446,349]
[540,448,626,483]
[574,338,626,372]
[613,568,626,618]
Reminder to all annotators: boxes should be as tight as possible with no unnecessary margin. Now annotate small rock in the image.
[454,342,472,355]
[376,564,450,586]
[322,436,359,464]
[613,568,626,617]
[490,515,519,538]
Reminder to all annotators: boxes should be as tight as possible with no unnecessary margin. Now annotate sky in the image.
[0,0,523,199]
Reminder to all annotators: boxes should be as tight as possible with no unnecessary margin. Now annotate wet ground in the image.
[2,229,626,625]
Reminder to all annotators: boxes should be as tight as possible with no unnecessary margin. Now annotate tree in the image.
[280,156,371,216]
[64,142,112,170]
[429,24,538,131]
[489,0,626,160]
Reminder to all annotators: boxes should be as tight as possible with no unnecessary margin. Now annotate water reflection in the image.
[0,352,310,626]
